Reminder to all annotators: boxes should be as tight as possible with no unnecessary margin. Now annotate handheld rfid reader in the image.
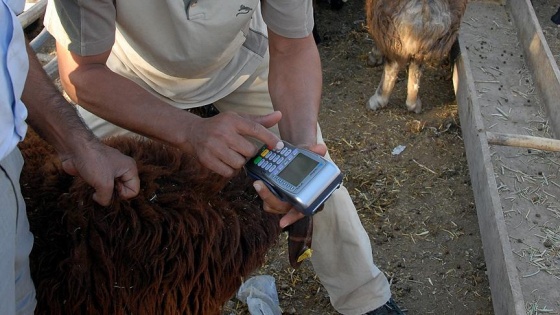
[245,142,343,216]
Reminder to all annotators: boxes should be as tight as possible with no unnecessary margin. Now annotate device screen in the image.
[278,153,319,187]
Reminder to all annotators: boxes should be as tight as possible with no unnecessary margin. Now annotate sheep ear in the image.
[286,216,314,269]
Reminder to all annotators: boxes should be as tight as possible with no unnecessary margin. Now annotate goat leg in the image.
[368,60,400,111]
[367,43,384,67]
[406,60,422,113]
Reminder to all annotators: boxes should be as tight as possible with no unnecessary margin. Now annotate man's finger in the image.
[253,180,292,212]
[246,110,282,129]
[306,143,328,157]
[280,209,305,228]
[240,111,283,151]
[92,184,113,206]
[117,169,140,199]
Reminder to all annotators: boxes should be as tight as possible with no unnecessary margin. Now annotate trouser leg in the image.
[310,185,391,314]
[0,149,36,315]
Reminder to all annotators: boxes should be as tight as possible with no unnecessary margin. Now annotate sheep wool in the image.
[19,131,283,315]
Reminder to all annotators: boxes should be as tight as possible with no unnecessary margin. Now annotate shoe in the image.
[364,298,406,315]
[552,7,560,25]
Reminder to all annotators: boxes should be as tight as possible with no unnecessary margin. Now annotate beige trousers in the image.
[77,53,391,315]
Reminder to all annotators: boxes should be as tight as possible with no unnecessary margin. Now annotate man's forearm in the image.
[268,32,322,146]
[21,42,140,205]
[21,42,95,156]
[56,47,200,150]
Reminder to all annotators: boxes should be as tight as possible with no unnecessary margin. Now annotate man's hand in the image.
[21,40,140,207]
[253,143,328,228]
[59,140,140,206]
[186,111,284,177]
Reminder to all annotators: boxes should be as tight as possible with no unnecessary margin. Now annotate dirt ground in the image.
[227,1,493,314]
[226,1,560,315]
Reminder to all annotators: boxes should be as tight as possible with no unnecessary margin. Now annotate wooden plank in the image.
[29,28,53,52]
[43,57,58,80]
[487,132,560,151]
[452,39,527,315]
[508,0,560,136]
[17,0,47,28]
[18,2,58,79]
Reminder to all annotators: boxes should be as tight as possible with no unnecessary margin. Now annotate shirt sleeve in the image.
[261,0,314,39]
[44,0,116,56]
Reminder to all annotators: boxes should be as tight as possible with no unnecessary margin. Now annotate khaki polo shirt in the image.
[44,0,314,108]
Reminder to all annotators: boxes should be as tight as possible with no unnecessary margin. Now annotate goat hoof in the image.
[367,95,387,111]
[367,51,384,67]
[406,99,422,114]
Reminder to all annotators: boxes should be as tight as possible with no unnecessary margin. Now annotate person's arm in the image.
[258,30,327,227]
[55,43,283,177]
[21,41,140,206]
[267,29,323,147]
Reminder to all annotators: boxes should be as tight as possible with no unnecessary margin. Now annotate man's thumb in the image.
[250,111,282,128]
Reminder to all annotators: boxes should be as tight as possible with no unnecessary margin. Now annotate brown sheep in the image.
[19,131,312,315]
[365,0,467,113]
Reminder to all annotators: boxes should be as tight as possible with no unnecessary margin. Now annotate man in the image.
[44,1,404,314]
[1,1,140,313]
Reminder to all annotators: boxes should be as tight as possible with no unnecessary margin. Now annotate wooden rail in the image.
[18,0,58,79]
[17,0,46,28]
[487,132,560,152]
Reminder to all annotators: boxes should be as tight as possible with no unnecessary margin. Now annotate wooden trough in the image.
[453,0,560,314]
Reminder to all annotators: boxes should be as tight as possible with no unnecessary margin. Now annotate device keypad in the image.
[252,146,299,189]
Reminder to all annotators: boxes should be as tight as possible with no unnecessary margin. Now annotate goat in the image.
[365,0,467,113]
[19,131,313,315]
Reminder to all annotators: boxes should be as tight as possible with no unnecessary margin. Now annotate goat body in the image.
[365,0,467,113]
[20,133,286,315]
